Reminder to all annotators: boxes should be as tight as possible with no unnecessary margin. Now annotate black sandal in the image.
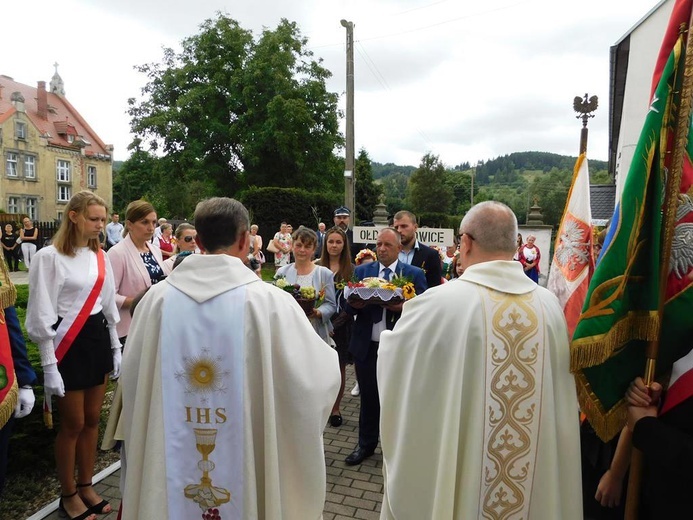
[76,482,111,515]
[58,491,95,520]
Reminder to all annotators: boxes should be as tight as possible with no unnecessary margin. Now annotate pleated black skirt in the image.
[56,312,113,391]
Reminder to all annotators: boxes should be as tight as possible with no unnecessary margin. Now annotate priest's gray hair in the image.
[460,201,518,255]
[194,197,250,253]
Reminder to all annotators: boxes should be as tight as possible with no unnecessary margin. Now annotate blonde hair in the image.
[174,223,195,253]
[52,190,107,256]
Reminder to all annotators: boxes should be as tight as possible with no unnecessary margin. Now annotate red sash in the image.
[54,249,106,363]
[0,309,17,428]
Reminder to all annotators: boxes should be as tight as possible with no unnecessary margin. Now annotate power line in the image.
[355,41,433,148]
[391,0,452,16]
[308,0,532,50]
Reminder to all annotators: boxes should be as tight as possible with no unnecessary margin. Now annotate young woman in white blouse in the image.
[27,191,121,520]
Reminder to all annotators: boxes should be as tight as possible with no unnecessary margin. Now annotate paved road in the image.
[9,269,28,286]
[36,365,384,519]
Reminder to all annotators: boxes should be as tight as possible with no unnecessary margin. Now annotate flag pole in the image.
[625,18,693,520]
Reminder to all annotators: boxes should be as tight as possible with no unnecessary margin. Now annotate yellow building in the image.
[0,68,113,221]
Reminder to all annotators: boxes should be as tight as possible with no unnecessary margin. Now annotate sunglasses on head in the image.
[183,236,195,243]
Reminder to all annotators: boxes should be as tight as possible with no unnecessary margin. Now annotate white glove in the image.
[14,387,35,419]
[42,363,65,398]
[111,347,122,379]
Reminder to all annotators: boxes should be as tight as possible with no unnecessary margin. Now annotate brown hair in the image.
[393,210,417,225]
[318,226,353,282]
[291,225,317,249]
[52,190,107,256]
[123,200,156,237]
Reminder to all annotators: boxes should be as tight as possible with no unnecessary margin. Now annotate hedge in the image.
[239,186,341,260]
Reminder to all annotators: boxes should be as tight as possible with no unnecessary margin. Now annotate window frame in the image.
[25,197,37,221]
[57,185,71,203]
[24,155,36,179]
[7,197,19,214]
[15,121,26,140]
[87,165,97,188]
[6,152,18,177]
[56,159,71,182]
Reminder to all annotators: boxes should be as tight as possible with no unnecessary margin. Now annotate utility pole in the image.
[341,19,355,226]
[573,93,598,155]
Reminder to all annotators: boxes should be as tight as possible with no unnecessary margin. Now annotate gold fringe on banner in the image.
[0,259,18,310]
[575,372,628,442]
[0,379,18,429]
[570,311,660,371]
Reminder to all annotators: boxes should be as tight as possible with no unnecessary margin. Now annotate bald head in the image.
[459,201,518,259]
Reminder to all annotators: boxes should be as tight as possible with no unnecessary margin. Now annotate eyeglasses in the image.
[457,232,475,241]
[183,236,196,243]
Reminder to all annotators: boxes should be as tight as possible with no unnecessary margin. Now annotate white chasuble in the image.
[478,289,545,520]
[377,260,582,520]
[161,285,246,518]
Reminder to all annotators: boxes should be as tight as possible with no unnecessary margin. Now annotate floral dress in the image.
[273,232,292,267]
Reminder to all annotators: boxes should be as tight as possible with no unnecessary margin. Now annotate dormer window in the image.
[15,121,26,140]
[67,134,74,144]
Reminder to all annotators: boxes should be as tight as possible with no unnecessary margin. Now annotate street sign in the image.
[352,226,455,247]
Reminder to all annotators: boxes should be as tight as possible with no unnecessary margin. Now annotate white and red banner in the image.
[547,154,594,339]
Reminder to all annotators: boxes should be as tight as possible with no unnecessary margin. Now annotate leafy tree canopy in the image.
[127,14,343,202]
[354,148,383,223]
[407,153,453,214]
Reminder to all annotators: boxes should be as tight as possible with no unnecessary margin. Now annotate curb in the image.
[26,461,121,520]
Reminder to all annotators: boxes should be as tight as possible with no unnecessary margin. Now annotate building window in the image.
[24,155,36,179]
[87,165,97,188]
[56,160,71,182]
[7,197,19,214]
[15,121,26,140]
[6,153,18,177]
[57,211,63,221]
[26,198,37,221]
[58,185,71,202]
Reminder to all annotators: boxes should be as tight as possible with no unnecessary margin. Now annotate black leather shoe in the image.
[345,446,374,465]
[329,414,343,427]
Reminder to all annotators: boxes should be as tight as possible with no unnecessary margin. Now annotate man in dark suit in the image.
[314,222,326,259]
[393,210,443,288]
[345,227,427,465]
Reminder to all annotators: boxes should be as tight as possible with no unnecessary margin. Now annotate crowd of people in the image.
[0,191,690,520]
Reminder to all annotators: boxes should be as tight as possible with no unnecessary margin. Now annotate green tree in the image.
[407,153,452,214]
[112,145,161,212]
[527,167,572,226]
[354,148,382,222]
[127,15,343,197]
[445,169,473,215]
[381,172,409,215]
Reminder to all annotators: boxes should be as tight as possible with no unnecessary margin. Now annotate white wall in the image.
[615,0,674,200]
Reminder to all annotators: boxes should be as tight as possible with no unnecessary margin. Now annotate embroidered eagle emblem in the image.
[553,214,591,281]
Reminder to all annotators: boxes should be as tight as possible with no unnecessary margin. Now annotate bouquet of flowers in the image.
[274,276,325,316]
[344,275,416,305]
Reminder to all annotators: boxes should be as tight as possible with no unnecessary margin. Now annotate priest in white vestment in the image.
[120,198,340,520]
[378,201,582,520]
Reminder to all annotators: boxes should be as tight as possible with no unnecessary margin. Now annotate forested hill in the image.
[372,151,608,181]
[473,151,607,185]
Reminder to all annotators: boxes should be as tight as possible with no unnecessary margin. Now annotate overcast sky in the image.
[3,0,662,167]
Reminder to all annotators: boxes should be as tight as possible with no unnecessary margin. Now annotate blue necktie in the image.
[373,267,392,323]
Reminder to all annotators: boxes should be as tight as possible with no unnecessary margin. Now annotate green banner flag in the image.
[571,33,693,441]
